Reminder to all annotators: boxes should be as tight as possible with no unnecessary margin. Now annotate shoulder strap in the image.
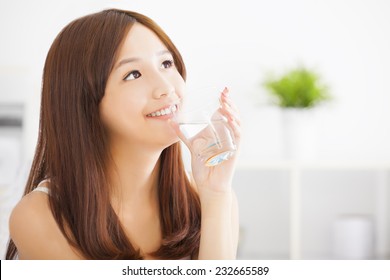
[32,186,50,195]
[32,179,51,195]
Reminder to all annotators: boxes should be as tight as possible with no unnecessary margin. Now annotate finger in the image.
[222,96,239,114]
[220,88,240,113]
[216,109,241,145]
[227,114,241,139]
[229,118,241,141]
[219,105,241,127]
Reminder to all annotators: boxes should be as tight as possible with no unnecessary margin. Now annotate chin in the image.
[153,133,180,150]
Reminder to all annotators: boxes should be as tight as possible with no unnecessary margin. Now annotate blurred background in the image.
[0,0,389,259]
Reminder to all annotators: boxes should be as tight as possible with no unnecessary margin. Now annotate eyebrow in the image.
[115,50,172,70]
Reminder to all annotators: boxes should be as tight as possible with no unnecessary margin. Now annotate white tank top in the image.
[32,179,50,195]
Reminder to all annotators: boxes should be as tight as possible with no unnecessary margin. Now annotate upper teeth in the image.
[147,104,177,117]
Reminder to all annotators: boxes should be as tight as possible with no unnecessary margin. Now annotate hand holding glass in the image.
[173,87,237,166]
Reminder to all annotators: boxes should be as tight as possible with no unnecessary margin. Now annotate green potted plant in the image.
[262,66,331,160]
[263,66,330,109]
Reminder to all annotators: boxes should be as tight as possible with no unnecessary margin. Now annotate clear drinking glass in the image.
[174,86,237,166]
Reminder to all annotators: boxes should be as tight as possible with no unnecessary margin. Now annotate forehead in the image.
[117,22,167,58]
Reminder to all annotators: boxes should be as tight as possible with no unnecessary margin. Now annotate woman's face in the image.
[100,23,185,149]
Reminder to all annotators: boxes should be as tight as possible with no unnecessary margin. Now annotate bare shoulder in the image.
[9,190,82,259]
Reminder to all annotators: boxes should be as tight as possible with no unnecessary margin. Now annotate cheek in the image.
[99,93,144,137]
[172,73,186,99]
[99,96,113,129]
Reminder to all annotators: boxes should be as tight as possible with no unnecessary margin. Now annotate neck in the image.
[107,138,163,208]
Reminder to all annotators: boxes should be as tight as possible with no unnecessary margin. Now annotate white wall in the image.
[0,0,390,160]
[1,0,390,162]
[1,0,390,259]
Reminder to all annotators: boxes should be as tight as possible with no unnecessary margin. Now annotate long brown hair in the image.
[6,9,200,260]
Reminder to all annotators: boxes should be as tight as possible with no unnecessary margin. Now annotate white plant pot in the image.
[332,215,375,259]
[281,108,318,160]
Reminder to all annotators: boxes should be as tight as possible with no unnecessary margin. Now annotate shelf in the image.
[234,159,390,259]
[237,160,390,170]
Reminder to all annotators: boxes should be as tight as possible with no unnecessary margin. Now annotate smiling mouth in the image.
[146,104,178,117]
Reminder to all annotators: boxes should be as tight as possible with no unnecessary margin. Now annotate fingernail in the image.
[222,87,229,96]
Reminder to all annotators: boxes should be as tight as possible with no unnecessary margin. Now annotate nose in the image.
[151,74,175,99]
[153,87,175,99]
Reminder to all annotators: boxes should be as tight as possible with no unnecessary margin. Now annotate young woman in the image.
[6,8,241,260]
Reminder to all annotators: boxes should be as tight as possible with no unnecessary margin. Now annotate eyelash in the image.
[124,70,141,81]
[161,59,174,69]
[123,59,175,81]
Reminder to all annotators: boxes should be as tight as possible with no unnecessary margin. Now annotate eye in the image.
[161,59,174,69]
[124,70,142,81]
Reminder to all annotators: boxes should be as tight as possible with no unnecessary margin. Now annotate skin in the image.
[9,23,241,260]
